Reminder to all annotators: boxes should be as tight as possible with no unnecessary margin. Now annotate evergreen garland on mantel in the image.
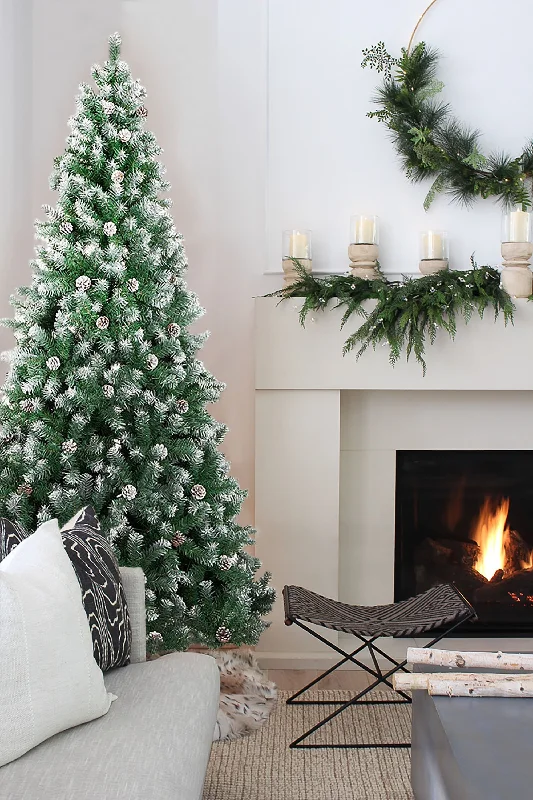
[269,260,515,374]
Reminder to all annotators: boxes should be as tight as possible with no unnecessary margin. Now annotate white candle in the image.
[508,210,531,242]
[352,216,376,244]
[421,231,444,260]
[289,232,309,259]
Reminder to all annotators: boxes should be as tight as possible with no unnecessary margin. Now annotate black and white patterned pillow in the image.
[0,507,132,672]
[0,518,26,561]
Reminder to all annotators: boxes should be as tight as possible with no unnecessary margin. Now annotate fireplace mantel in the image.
[255,297,533,391]
[254,298,533,667]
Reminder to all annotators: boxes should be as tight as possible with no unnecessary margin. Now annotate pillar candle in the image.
[352,216,376,244]
[508,210,531,242]
[421,231,444,260]
[289,233,309,259]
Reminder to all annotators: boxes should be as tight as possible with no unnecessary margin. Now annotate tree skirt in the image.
[211,650,277,741]
[203,690,413,800]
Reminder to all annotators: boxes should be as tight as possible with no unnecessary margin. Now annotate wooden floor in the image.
[267,669,372,691]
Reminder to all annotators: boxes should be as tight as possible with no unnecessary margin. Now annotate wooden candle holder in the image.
[348,243,379,280]
[282,258,312,286]
[501,242,533,297]
[419,259,449,276]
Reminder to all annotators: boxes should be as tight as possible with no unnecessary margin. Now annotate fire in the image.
[472,497,510,580]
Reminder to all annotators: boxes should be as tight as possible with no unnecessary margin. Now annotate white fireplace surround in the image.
[254,297,533,668]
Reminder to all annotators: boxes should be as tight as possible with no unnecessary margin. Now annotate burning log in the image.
[417,537,480,569]
[407,647,533,671]
[504,529,533,575]
[394,672,533,697]
[474,568,533,603]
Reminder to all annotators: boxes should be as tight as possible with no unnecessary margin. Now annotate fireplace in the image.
[395,450,533,635]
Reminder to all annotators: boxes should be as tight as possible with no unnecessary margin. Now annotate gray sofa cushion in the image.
[0,653,219,800]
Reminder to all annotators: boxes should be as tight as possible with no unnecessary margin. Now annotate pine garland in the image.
[269,260,515,374]
[361,42,533,209]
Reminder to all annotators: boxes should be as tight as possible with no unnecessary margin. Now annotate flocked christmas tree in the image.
[0,33,274,651]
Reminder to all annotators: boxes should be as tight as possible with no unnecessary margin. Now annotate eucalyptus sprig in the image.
[361,42,533,209]
[267,259,515,374]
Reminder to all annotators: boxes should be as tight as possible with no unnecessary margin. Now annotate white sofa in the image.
[0,567,220,800]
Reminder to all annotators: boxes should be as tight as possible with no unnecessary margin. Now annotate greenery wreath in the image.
[361,42,533,210]
[269,261,514,374]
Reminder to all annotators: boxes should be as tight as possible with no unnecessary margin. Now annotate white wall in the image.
[6,0,533,532]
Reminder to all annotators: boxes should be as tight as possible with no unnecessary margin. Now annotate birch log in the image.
[407,647,533,672]
[394,672,533,698]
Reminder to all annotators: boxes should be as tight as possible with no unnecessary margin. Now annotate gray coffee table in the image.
[411,664,533,799]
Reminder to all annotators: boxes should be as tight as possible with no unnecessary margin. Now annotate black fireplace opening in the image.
[395,450,533,636]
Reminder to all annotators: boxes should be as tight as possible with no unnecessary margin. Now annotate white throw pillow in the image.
[0,518,114,767]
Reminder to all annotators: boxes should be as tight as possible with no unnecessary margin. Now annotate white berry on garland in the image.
[127,278,139,293]
[103,221,117,236]
[118,128,132,142]
[60,221,73,234]
[167,323,181,337]
[62,439,78,455]
[191,484,206,501]
[111,169,124,184]
[176,399,189,414]
[46,356,60,371]
[146,354,158,370]
[103,384,115,398]
[96,316,109,330]
[216,626,232,644]
[122,484,137,500]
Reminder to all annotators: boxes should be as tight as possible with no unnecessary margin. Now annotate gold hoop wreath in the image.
[361,1,533,209]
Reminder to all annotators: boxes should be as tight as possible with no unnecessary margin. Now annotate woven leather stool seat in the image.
[283,583,474,638]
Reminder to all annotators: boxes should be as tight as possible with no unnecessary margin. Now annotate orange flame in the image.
[472,497,510,581]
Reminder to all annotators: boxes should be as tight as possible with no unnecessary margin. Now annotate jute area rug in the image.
[203,690,414,800]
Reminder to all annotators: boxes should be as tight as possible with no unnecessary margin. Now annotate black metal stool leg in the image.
[287,615,473,749]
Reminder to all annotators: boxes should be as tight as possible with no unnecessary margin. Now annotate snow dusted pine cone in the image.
[76,275,92,291]
[102,100,115,115]
[191,484,206,501]
[103,221,117,236]
[127,278,139,293]
[111,169,124,184]
[19,399,35,412]
[118,129,132,142]
[96,316,110,330]
[137,106,148,118]
[103,384,115,398]
[218,555,235,571]
[62,439,78,455]
[153,444,168,460]
[216,626,232,644]
[46,356,60,371]
[167,323,181,337]
[176,399,189,414]
[60,221,73,234]
[171,532,186,548]
[146,354,158,370]
[122,484,137,500]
